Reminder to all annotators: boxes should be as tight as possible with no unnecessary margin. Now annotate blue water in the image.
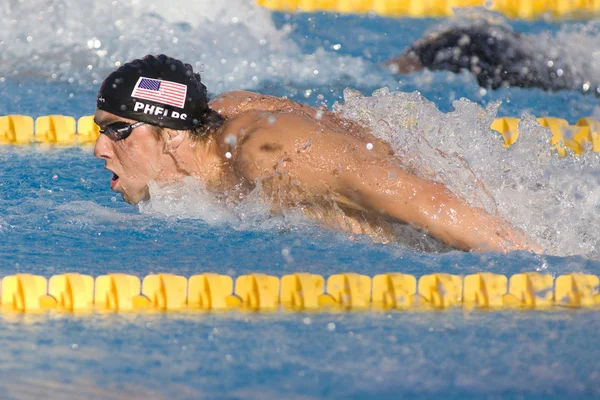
[1,3,600,399]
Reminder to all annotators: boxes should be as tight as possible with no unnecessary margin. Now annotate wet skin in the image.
[94,90,539,253]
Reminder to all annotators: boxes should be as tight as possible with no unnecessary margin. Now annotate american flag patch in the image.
[131,77,187,109]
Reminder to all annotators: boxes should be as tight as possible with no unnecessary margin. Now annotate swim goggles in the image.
[99,121,145,141]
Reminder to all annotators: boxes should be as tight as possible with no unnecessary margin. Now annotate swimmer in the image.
[386,19,599,95]
[94,54,540,253]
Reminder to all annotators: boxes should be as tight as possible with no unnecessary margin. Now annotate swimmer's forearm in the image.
[342,166,534,253]
[419,195,532,253]
[389,187,510,252]
[386,191,525,252]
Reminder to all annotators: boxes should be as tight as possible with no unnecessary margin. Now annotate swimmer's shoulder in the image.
[219,111,395,187]
[210,90,323,121]
[218,110,388,163]
[217,111,329,182]
[210,90,262,114]
[210,90,291,119]
[216,110,317,152]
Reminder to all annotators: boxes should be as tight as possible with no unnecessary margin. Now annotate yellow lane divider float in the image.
[256,0,600,19]
[0,114,600,157]
[1,272,599,313]
[0,114,598,157]
[0,115,98,145]
[491,116,600,156]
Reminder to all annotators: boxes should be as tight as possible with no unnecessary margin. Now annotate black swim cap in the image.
[97,54,210,130]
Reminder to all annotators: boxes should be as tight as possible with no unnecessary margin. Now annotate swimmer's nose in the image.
[93,134,113,159]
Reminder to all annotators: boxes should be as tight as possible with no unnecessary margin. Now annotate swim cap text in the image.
[134,101,187,120]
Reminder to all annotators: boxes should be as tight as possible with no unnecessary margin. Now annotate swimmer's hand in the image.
[461,214,541,254]
[490,221,544,254]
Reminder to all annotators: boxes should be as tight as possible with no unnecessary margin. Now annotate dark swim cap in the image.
[96,54,210,130]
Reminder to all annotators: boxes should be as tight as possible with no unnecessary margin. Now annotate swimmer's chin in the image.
[121,194,135,205]
[118,189,150,205]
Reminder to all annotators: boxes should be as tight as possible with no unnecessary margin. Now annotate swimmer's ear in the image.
[163,129,186,150]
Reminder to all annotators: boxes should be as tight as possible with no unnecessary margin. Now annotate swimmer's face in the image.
[93,110,165,204]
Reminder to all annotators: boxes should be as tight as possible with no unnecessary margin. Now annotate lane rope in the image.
[1,114,598,156]
[1,271,598,313]
[255,0,600,19]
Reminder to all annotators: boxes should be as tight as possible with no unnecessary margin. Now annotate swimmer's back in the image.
[218,109,392,181]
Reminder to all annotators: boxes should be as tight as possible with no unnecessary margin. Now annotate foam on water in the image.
[139,177,320,235]
[2,2,600,259]
[132,88,600,258]
[334,88,600,258]
[523,21,600,93]
[139,178,236,224]
[422,10,600,94]
[2,8,600,398]
[2,2,599,98]
[55,200,144,225]
[137,86,600,258]
[0,0,389,92]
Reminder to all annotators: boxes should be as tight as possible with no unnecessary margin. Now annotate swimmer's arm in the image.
[210,90,325,119]
[340,163,537,253]
[235,116,536,253]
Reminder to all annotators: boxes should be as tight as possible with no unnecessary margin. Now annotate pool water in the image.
[1,1,600,399]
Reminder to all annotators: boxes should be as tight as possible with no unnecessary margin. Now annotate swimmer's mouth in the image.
[110,173,119,189]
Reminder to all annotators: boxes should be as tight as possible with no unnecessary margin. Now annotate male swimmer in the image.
[94,54,539,253]
[386,18,598,95]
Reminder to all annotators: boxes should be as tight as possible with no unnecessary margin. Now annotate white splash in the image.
[424,9,600,92]
[334,87,600,258]
[134,85,600,258]
[0,0,386,91]
[139,177,318,233]
[0,216,12,232]
[139,178,236,223]
[55,200,144,225]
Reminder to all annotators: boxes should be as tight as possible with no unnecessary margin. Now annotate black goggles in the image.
[99,121,145,141]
